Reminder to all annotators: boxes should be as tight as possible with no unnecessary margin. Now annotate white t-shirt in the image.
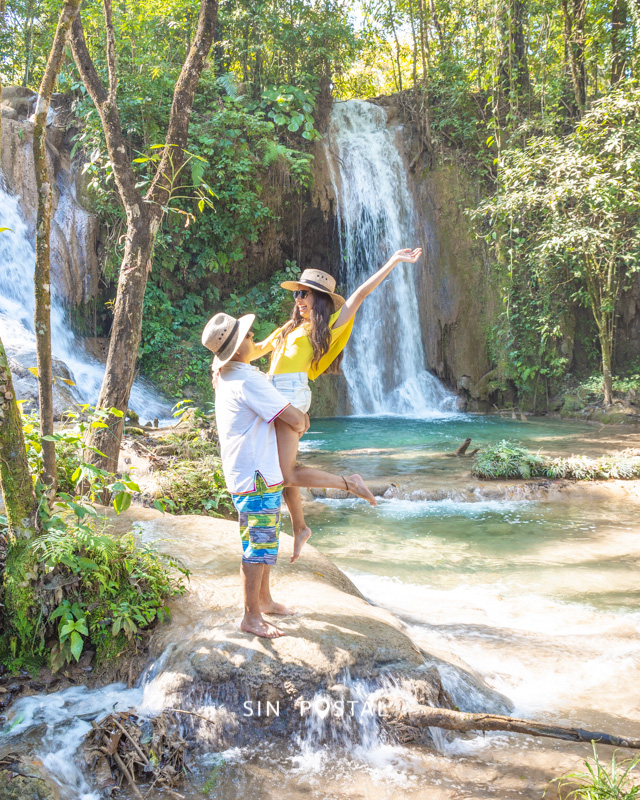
[215,361,290,493]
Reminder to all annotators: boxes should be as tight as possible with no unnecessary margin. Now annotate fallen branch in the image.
[455,438,472,456]
[378,696,640,750]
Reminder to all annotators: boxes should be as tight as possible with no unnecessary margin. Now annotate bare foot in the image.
[241,615,285,638]
[290,525,312,563]
[261,600,296,616]
[346,474,377,507]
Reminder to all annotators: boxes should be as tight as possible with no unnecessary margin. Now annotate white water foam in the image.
[325,100,457,418]
[0,181,169,417]
[315,495,529,518]
[291,675,423,785]
[0,683,143,800]
[344,569,640,720]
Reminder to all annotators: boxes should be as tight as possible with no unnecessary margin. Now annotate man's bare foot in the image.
[346,474,377,507]
[291,525,312,563]
[261,600,296,616]
[241,614,285,638]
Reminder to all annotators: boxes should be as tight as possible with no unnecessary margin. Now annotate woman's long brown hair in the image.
[276,290,344,374]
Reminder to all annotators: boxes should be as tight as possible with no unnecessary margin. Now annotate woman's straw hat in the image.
[201,312,255,368]
[281,269,345,309]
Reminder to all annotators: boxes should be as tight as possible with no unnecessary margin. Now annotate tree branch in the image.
[70,13,143,214]
[103,0,118,105]
[146,0,218,211]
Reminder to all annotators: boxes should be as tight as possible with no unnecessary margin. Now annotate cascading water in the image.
[325,100,457,417]
[0,180,169,418]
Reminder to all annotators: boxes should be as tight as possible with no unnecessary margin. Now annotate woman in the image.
[251,247,422,562]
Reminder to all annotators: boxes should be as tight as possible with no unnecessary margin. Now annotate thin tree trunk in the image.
[388,1,403,92]
[70,0,218,473]
[511,0,530,97]
[601,316,614,405]
[0,337,37,539]
[611,0,628,85]
[21,0,35,87]
[408,0,419,87]
[562,0,586,113]
[428,0,446,53]
[32,0,82,493]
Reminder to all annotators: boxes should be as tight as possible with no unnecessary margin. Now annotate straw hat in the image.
[201,312,255,368]
[281,269,345,309]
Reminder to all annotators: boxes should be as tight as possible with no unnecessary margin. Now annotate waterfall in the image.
[0,181,169,418]
[325,100,456,417]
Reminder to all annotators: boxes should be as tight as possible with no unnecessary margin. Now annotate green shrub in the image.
[472,440,548,479]
[33,524,188,672]
[550,744,640,799]
[473,441,640,481]
[157,455,234,518]
[1,406,186,673]
[570,371,640,406]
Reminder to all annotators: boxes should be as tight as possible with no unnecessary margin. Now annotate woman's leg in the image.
[275,419,312,563]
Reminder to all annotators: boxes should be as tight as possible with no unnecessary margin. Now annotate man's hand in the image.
[278,404,306,435]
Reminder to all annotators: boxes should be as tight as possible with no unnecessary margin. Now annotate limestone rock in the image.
[105,508,443,714]
[0,87,99,307]
[0,757,61,800]
[8,355,78,419]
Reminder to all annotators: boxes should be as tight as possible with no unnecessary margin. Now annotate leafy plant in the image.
[473,441,640,481]
[472,439,548,479]
[157,456,233,517]
[549,744,640,799]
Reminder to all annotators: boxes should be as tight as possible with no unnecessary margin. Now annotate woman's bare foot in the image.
[346,474,377,507]
[291,526,312,563]
[241,613,285,638]
[261,600,296,616]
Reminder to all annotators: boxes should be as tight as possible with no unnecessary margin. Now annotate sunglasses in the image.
[293,289,310,299]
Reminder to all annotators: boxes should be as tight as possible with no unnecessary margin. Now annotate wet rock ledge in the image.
[105,508,450,728]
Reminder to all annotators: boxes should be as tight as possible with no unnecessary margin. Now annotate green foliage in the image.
[157,456,234,518]
[0,406,187,673]
[139,263,299,401]
[32,525,188,672]
[473,441,640,481]
[571,371,640,405]
[472,439,548,479]
[549,745,640,799]
[472,88,640,400]
[249,84,320,141]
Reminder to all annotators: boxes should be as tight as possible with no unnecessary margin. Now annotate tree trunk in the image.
[70,0,218,473]
[611,0,628,85]
[0,337,37,539]
[33,0,82,491]
[89,213,155,471]
[601,326,614,406]
[510,0,530,96]
[562,0,587,113]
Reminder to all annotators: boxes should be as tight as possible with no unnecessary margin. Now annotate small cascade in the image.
[324,100,457,417]
[0,180,169,418]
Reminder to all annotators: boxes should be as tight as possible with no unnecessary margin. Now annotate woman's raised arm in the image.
[333,248,422,328]
[249,338,276,361]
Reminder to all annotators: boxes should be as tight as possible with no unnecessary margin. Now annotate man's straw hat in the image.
[201,312,255,369]
[281,269,345,309]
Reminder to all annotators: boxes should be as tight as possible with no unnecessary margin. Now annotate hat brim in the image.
[280,280,345,309]
[212,313,255,369]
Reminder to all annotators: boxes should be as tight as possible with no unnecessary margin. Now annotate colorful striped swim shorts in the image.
[230,474,284,565]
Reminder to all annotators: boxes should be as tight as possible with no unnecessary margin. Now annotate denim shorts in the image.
[268,372,312,414]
